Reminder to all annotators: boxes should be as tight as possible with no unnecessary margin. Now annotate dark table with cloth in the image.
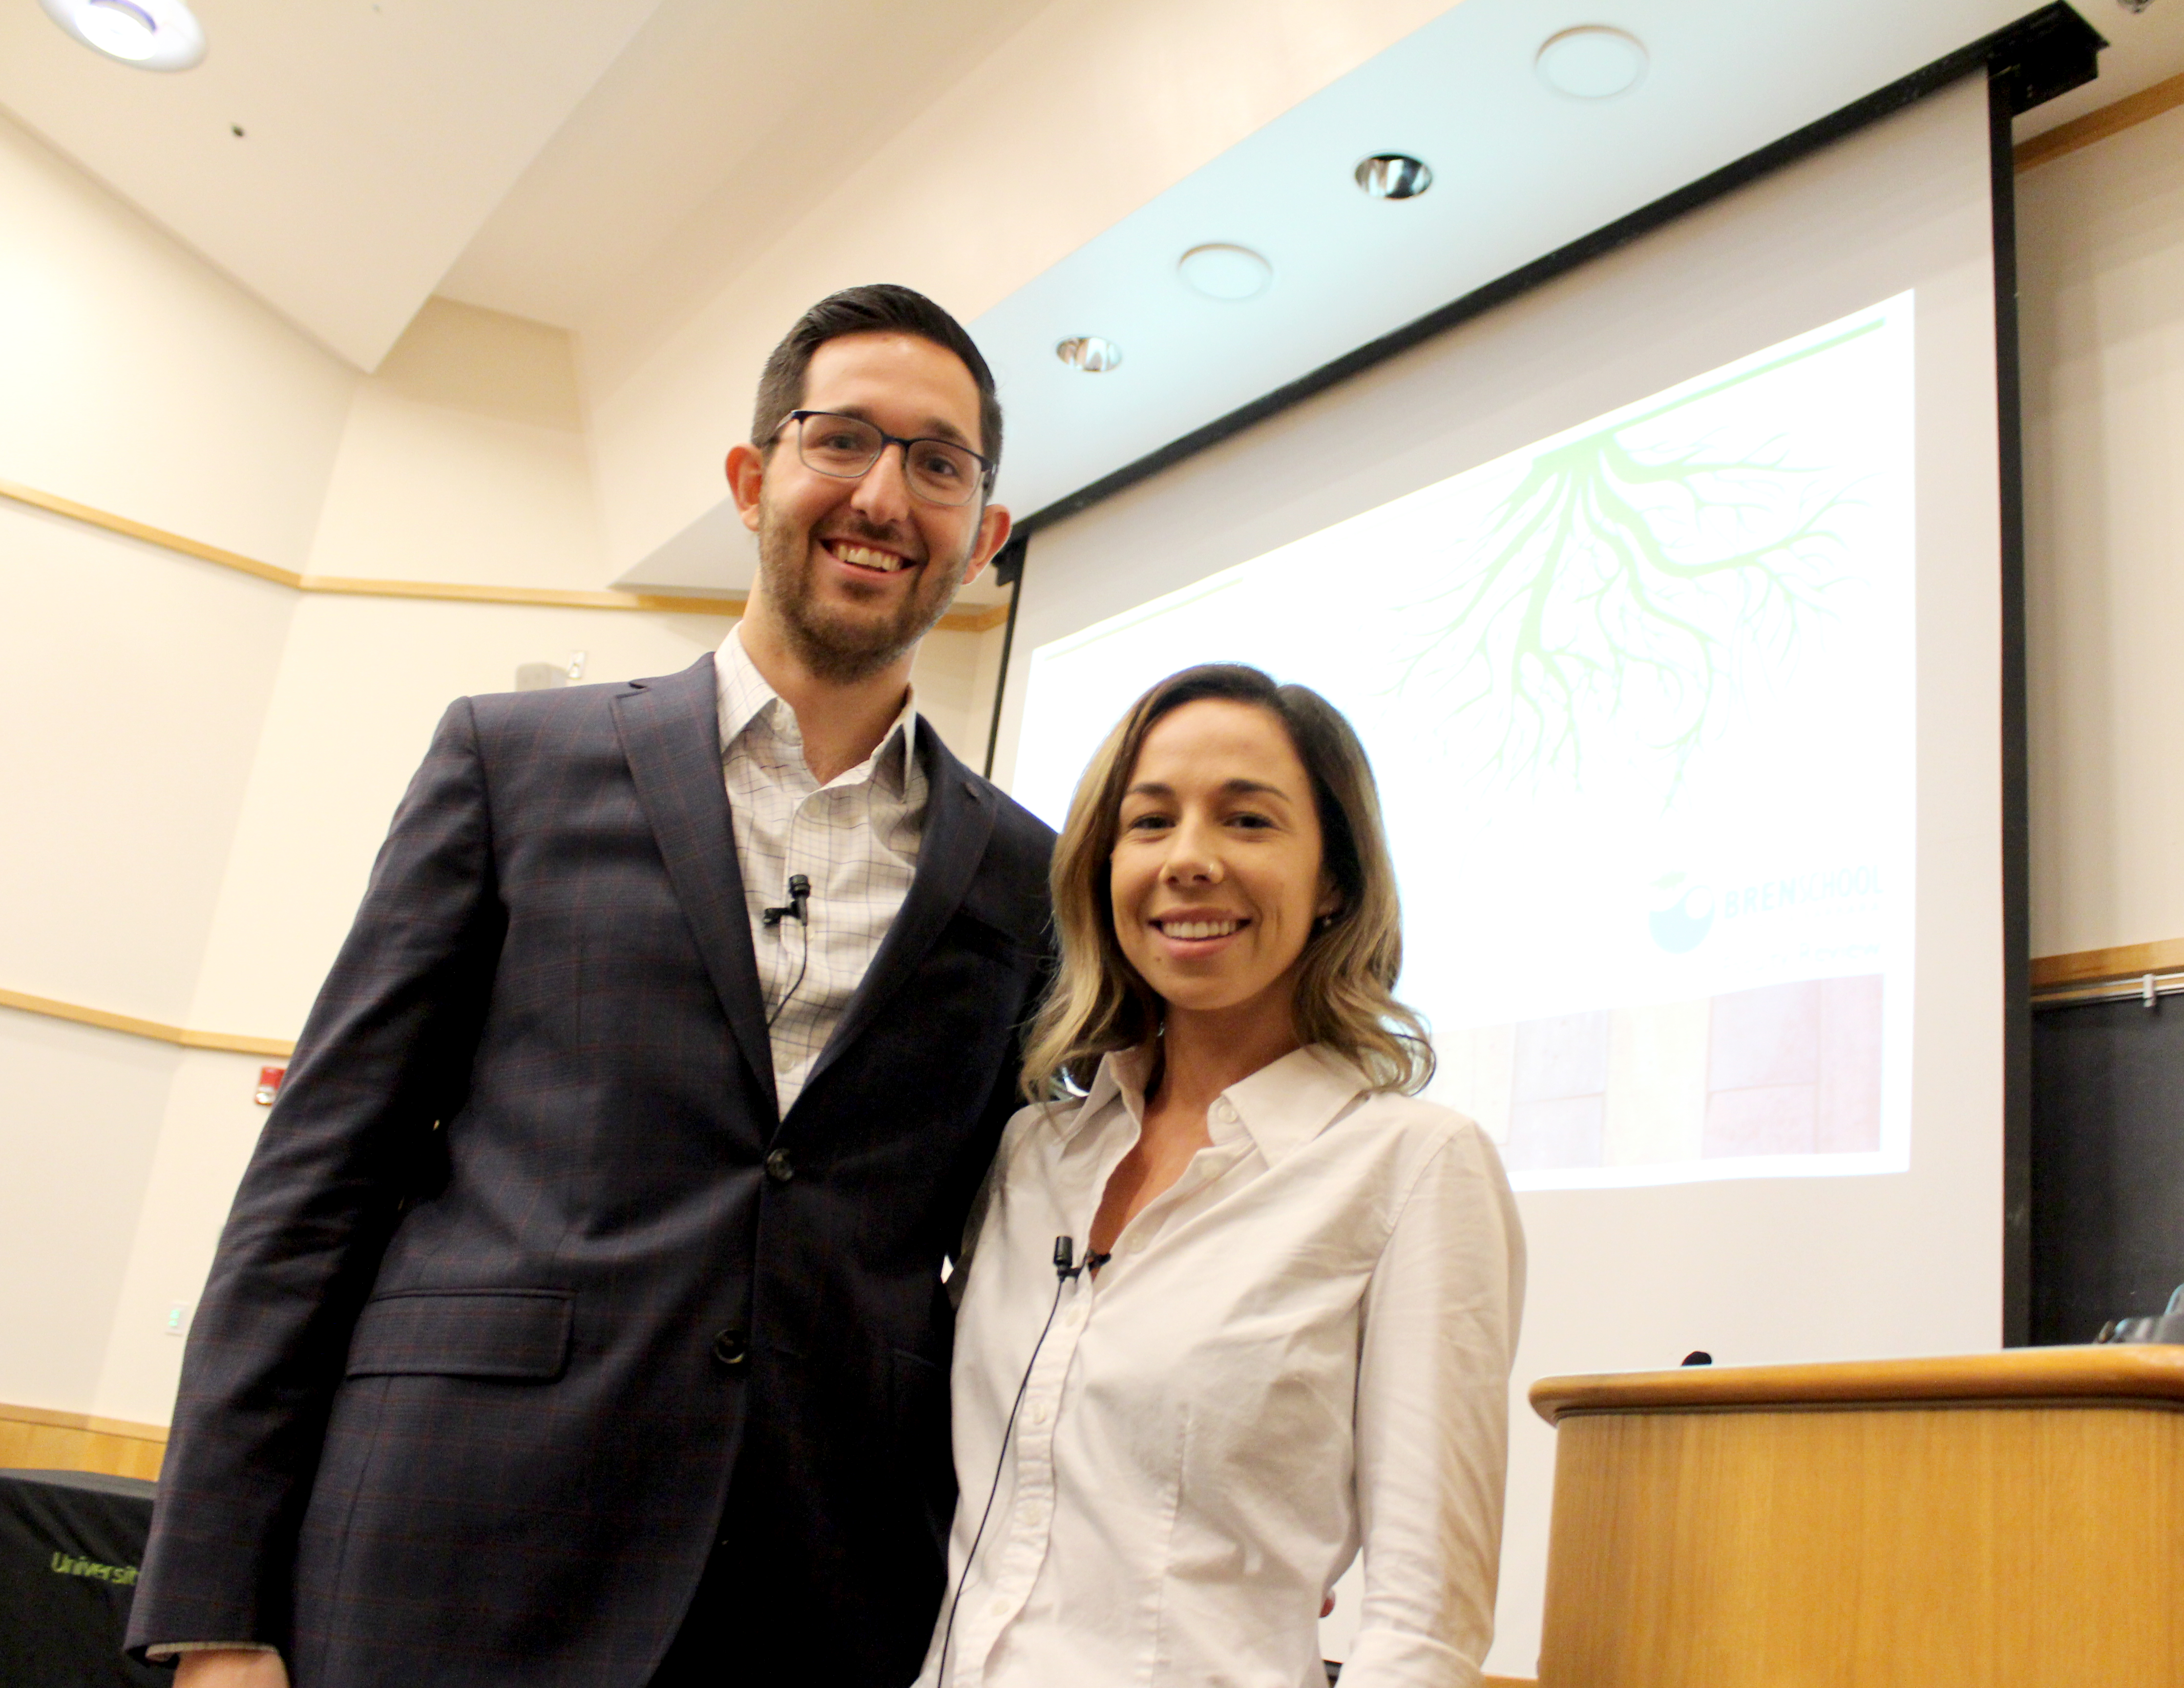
[0,1469,165,1686]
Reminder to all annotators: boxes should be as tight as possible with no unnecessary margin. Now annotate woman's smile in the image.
[1148,908,1249,950]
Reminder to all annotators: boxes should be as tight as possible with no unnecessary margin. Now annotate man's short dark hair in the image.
[753,284,1003,476]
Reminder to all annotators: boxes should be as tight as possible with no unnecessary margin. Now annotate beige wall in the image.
[0,502,297,1021]
[0,110,355,567]
[307,297,609,591]
[0,1014,175,1414]
[2019,106,2184,959]
[0,111,344,1414]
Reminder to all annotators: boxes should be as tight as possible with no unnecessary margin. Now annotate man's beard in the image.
[756,508,966,685]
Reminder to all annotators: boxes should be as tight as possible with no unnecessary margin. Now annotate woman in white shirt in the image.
[919,664,1524,1688]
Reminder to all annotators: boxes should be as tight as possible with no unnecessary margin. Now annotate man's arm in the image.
[127,698,505,1661]
[947,888,1056,1307]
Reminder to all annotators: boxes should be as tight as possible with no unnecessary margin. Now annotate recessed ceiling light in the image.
[1177,244,1273,302]
[38,0,206,70]
[1056,336,1123,373]
[1536,26,1646,99]
[1354,154,1432,201]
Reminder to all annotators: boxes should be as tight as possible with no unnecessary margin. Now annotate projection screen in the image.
[987,70,2012,1673]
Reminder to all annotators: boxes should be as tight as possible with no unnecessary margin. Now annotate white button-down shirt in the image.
[920,1045,1525,1688]
[714,629,924,1115]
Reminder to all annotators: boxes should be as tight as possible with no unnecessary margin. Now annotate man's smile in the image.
[821,535,919,576]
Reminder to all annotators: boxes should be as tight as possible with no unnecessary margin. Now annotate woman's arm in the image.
[1345,1121,1527,1687]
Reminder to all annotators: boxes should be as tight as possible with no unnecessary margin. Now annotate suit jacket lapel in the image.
[612,654,778,1116]
[798,731,997,1102]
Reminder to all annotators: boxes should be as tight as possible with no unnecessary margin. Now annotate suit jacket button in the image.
[712,1329,748,1366]
[764,1149,795,1183]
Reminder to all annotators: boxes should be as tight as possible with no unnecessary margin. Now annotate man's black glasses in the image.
[777,410,992,507]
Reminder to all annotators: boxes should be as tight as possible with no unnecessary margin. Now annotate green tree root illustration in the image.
[1399,329,1875,794]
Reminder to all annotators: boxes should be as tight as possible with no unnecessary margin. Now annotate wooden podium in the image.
[1527,1348,2184,1687]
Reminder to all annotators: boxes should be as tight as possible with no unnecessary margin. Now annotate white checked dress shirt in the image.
[919,1044,1525,1688]
[715,629,924,1115]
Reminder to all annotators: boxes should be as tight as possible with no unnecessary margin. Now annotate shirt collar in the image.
[1223,1045,1372,1165]
[714,625,918,791]
[1037,1045,1139,1145]
[1065,1043,1371,1167]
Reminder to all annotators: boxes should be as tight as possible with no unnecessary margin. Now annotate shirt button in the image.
[1122,1232,1148,1255]
[1212,1098,1236,1123]
[988,1597,1009,1617]
[764,1149,795,1183]
[711,1329,748,1366]
[1028,1400,1052,1426]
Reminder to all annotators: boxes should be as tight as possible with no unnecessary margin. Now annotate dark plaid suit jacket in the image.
[126,654,1055,1687]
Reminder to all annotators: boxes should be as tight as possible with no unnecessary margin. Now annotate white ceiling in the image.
[433,0,1056,335]
[2,0,2179,537]
[0,0,665,367]
[0,0,1054,369]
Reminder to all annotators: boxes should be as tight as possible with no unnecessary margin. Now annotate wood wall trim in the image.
[2029,937,2184,991]
[2015,68,2184,173]
[0,986,294,1058]
[944,600,1011,633]
[0,478,1008,633]
[0,475,302,587]
[304,574,746,615]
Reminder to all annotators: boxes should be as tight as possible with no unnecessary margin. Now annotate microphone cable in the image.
[934,1236,1102,1686]
[762,874,812,1033]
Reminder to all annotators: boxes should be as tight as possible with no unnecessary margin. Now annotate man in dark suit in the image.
[128,286,1053,1688]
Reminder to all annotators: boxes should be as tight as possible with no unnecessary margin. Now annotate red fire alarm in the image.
[254,1066,286,1106]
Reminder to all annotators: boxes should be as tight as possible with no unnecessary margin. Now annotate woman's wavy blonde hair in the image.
[1021,663,1432,1100]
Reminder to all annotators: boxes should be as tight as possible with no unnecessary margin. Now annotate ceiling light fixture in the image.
[1535,25,1647,99]
[1177,244,1273,302]
[38,0,205,70]
[1354,154,1432,200]
[1056,336,1123,373]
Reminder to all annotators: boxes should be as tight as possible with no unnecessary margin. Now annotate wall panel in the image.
[0,1014,174,1414]
[2020,104,2184,956]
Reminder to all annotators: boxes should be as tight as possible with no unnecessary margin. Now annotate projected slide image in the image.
[1012,296,1916,1189]
[1440,975,1881,1174]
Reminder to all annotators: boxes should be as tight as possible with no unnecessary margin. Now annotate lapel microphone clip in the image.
[762,873,812,928]
[1052,1236,1112,1281]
